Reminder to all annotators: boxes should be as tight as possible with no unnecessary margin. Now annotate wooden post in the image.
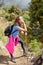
[24,32,29,65]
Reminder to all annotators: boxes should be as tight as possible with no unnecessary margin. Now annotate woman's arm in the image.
[23,22,27,31]
[19,22,27,32]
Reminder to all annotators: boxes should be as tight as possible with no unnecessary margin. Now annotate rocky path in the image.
[0,40,33,65]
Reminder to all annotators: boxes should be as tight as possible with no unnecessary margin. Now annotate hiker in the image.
[5,16,27,62]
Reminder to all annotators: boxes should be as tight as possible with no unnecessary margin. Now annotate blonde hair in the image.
[14,16,23,26]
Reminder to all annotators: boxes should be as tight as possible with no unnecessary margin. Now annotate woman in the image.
[6,16,27,62]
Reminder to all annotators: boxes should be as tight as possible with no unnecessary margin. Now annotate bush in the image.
[0,27,7,43]
[29,39,43,56]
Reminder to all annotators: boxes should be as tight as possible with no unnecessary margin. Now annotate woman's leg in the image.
[9,35,16,62]
[18,38,26,54]
[10,53,16,62]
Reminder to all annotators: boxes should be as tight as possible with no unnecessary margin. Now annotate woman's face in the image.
[19,17,24,25]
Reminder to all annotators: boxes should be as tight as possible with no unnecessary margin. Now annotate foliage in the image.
[0,27,7,43]
[29,0,43,22]
[28,0,43,43]
[22,11,30,21]
[29,39,43,56]
[0,4,43,56]
[5,5,22,21]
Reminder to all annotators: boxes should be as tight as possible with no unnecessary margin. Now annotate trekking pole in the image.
[24,32,29,65]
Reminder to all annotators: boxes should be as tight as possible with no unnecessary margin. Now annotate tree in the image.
[28,0,43,43]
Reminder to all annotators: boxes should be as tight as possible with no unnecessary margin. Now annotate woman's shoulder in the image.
[14,25,20,27]
[13,25,20,29]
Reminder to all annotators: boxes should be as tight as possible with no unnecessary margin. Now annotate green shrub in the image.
[29,39,43,56]
[0,27,7,43]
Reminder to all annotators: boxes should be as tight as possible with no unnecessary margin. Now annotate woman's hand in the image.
[21,31,24,34]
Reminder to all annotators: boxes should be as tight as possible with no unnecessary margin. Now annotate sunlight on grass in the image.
[0,27,7,43]
[29,39,43,56]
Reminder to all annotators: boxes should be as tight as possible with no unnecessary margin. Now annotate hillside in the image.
[0,18,33,65]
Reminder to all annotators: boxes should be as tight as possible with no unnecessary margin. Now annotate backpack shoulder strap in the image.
[11,25,14,31]
[10,25,18,34]
[10,24,14,34]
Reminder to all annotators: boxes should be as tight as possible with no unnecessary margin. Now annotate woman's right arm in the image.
[19,22,27,32]
[19,27,26,32]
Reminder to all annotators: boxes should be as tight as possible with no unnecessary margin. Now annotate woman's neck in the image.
[14,22,19,26]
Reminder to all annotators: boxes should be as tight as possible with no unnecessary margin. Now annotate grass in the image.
[0,26,7,44]
[29,39,43,56]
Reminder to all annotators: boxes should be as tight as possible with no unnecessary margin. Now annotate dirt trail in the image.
[0,41,33,65]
